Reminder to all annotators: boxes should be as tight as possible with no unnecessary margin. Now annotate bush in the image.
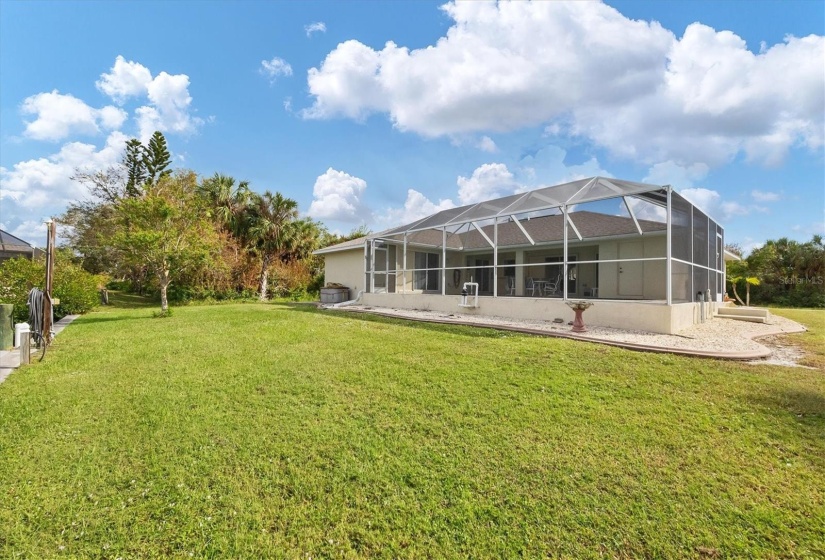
[54,261,106,317]
[0,254,105,323]
[0,257,43,323]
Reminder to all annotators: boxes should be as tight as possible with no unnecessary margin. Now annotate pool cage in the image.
[363,177,725,305]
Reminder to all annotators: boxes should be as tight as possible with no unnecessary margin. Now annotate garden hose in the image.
[27,288,52,358]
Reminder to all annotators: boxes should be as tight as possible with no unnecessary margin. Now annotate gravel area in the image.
[331,305,808,362]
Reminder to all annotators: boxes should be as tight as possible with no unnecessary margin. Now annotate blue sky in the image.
[1,0,822,254]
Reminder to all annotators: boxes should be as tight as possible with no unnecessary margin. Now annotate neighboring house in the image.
[314,176,730,334]
[0,229,43,263]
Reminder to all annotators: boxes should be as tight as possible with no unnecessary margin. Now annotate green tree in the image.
[0,252,105,323]
[124,138,147,197]
[726,259,760,306]
[143,131,172,187]
[113,171,220,313]
[197,173,252,236]
[245,191,299,300]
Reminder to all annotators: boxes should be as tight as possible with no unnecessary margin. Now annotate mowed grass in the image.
[0,298,823,559]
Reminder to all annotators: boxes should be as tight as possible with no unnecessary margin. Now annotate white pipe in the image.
[328,290,364,308]
[459,282,479,308]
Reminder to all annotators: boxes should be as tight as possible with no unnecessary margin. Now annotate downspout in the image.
[403,233,407,294]
[493,219,498,297]
[666,186,672,305]
[442,226,446,296]
[562,205,568,301]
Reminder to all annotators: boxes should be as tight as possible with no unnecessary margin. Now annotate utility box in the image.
[320,287,350,304]
[0,304,12,350]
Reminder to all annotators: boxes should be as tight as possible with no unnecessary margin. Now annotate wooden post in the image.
[42,220,56,345]
[19,326,30,365]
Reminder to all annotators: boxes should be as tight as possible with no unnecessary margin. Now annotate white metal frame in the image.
[360,177,725,305]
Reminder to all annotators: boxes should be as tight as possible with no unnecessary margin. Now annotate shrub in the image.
[0,257,43,323]
[0,254,105,323]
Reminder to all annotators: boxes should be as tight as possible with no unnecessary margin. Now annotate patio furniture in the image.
[544,275,561,296]
[505,275,516,295]
[526,277,542,296]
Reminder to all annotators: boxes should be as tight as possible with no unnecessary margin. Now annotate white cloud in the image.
[96,55,153,103]
[97,56,203,141]
[457,163,519,205]
[381,189,455,227]
[643,161,709,188]
[304,1,824,168]
[0,220,46,247]
[20,90,127,141]
[307,168,372,223]
[477,136,497,153]
[518,145,611,187]
[751,189,780,202]
[260,57,293,82]
[134,71,202,141]
[4,56,203,231]
[638,161,752,221]
[679,187,752,221]
[0,131,127,210]
[305,22,327,37]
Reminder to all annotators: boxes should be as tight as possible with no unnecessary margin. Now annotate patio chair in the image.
[526,277,542,296]
[544,274,561,296]
[505,275,516,295]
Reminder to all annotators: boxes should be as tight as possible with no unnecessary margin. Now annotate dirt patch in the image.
[747,335,813,368]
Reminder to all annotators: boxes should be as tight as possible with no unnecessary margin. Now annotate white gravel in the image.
[334,305,809,363]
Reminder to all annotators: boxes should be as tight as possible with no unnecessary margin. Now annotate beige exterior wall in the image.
[361,292,711,334]
[597,235,666,300]
[322,249,365,297]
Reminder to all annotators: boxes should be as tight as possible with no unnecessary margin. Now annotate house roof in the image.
[724,249,742,261]
[462,210,666,250]
[314,235,368,255]
[316,211,666,254]
[313,176,730,257]
[380,176,666,236]
[0,229,36,252]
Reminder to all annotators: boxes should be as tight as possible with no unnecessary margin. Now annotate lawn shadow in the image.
[281,302,533,340]
[74,315,152,325]
[103,291,158,309]
[742,387,825,469]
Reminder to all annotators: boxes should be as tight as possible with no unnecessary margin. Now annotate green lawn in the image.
[1,298,823,558]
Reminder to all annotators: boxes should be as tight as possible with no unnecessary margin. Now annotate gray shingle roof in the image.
[316,211,664,254]
[0,229,35,252]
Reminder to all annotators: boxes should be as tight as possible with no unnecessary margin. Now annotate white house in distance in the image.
[314,176,734,334]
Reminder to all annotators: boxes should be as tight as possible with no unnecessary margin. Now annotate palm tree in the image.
[197,173,251,237]
[283,219,322,262]
[246,191,299,300]
[727,254,762,306]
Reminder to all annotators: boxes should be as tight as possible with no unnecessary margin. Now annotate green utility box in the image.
[0,304,13,350]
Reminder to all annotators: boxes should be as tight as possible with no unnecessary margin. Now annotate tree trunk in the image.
[731,281,745,306]
[159,269,170,312]
[259,257,270,301]
[746,283,750,307]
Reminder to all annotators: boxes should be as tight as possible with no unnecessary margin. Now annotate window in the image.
[414,252,440,291]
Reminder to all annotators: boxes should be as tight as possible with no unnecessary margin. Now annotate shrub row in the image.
[0,254,106,323]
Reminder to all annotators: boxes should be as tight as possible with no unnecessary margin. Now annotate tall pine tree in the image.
[143,131,172,187]
[123,138,146,197]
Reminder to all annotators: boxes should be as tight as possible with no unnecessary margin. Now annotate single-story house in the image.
[0,229,42,263]
[314,177,735,334]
